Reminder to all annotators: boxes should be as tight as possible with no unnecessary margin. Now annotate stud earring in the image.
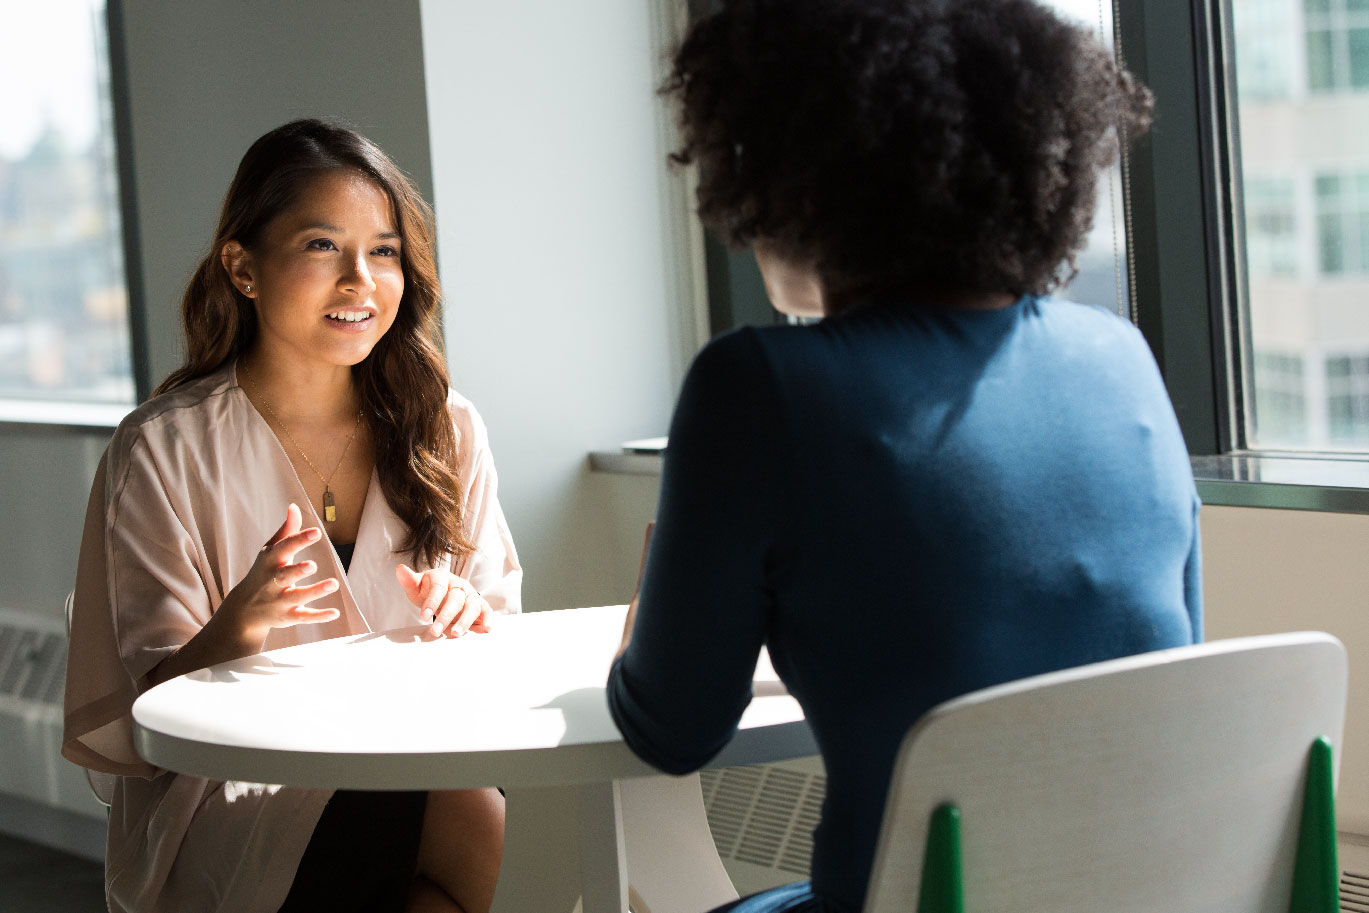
[244,285,253,293]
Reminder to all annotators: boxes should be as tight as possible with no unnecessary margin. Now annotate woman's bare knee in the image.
[416,788,505,913]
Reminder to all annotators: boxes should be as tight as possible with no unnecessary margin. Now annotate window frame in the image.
[1125,0,1369,512]
[108,0,151,406]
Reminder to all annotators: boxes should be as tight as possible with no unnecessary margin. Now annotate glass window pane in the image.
[0,0,133,405]
[1245,177,1298,277]
[1036,0,1132,317]
[1351,27,1369,85]
[1358,211,1369,270]
[1235,0,1298,99]
[1252,350,1308,445]
[1319,213,1346,273]
[1307,28,1336,89]
[1237,0,1369,450]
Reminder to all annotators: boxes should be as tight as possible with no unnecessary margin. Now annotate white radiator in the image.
[0,607,107,821]
[699,755,825,897]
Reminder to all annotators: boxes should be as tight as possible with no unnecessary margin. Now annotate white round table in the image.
[133,605,817,913]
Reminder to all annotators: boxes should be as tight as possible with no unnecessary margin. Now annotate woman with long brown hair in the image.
[63,119,519,913]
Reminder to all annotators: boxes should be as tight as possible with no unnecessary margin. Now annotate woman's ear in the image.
[220,241,257,297]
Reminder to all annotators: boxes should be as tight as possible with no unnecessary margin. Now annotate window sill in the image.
[589,438,666,476]
[1192,453,1369,514]
[0,399,132,432]
[588,451,665,475]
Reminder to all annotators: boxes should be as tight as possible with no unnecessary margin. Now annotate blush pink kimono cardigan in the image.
[62,364,522,913]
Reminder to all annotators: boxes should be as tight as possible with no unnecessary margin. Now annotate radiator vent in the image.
[699,764,824,877]
[1343,867,1369,912]
[0,607,105,822]
[0,622,67,706]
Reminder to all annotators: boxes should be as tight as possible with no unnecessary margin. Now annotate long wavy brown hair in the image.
[155,119,471,565]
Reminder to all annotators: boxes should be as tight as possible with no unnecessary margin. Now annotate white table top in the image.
[132,605,816,789]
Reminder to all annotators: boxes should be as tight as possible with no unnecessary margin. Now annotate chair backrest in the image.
[863,632,1347,913]
[64,591,115,808]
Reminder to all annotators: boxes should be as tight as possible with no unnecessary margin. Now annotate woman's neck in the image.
[919,288,1019,311]
[236,348,361,428]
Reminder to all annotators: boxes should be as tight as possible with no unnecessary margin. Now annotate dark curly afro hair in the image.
[665,0,1153,311]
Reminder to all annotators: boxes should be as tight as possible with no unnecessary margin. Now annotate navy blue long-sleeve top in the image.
[607,296,1201,913]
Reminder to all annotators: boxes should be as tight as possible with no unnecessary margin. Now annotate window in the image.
[1235,0,1300,98]
[1305,0,1369,92]
[0,0,134,408]
[1315,173,1369,275]
[1244,177,1299,278]
[1228,0,1369,451]
[1042,1,1133,317]
[1252,350,1309,443]
[1325,353,1369,443]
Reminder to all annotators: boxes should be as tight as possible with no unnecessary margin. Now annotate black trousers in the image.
[277,789,428,913]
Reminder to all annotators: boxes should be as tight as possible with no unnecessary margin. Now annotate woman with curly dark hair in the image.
[64,120,519,913]
[607,2,1200,911]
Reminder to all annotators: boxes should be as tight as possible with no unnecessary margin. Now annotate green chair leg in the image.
[1290,736,1339,913]
[918,804,965,913]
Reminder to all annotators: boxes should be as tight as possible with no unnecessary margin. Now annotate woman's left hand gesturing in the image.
[396,564,493,639]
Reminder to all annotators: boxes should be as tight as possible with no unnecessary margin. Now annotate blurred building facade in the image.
[1237,0,1369,449]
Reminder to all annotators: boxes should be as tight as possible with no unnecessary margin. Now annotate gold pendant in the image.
[323,488,337,523]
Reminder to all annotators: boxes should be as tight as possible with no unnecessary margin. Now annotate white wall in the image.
[1201,505,1369,834]
[0,428,108,619]
[420,1,698,611]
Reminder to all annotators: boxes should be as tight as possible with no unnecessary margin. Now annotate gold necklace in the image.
[240,363,364,523]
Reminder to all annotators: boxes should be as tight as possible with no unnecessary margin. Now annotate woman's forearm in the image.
[146,599,268,687]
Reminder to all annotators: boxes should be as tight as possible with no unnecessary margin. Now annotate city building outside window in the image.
[1245,177,1300,278]
[1233,0,1369,450]
[1237,0,1300,98]
[1325,353,1369,444]
[1252,351,1309,444]
[0,1,134,409]
[1304,0,1369,92]
[1314,173,1369,275]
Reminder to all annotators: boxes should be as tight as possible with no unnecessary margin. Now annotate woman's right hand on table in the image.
[148,503,340,686]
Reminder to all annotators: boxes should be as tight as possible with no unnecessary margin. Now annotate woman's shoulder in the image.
[687,324,801,383]
[1033,296,1148,342]
[444,387,493,454]
[106,367,241,467]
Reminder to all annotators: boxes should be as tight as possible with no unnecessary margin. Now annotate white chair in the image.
[64,591,115,808]
[864,632,1347,913]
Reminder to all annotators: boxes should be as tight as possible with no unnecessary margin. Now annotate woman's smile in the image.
[324,307,378,329]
